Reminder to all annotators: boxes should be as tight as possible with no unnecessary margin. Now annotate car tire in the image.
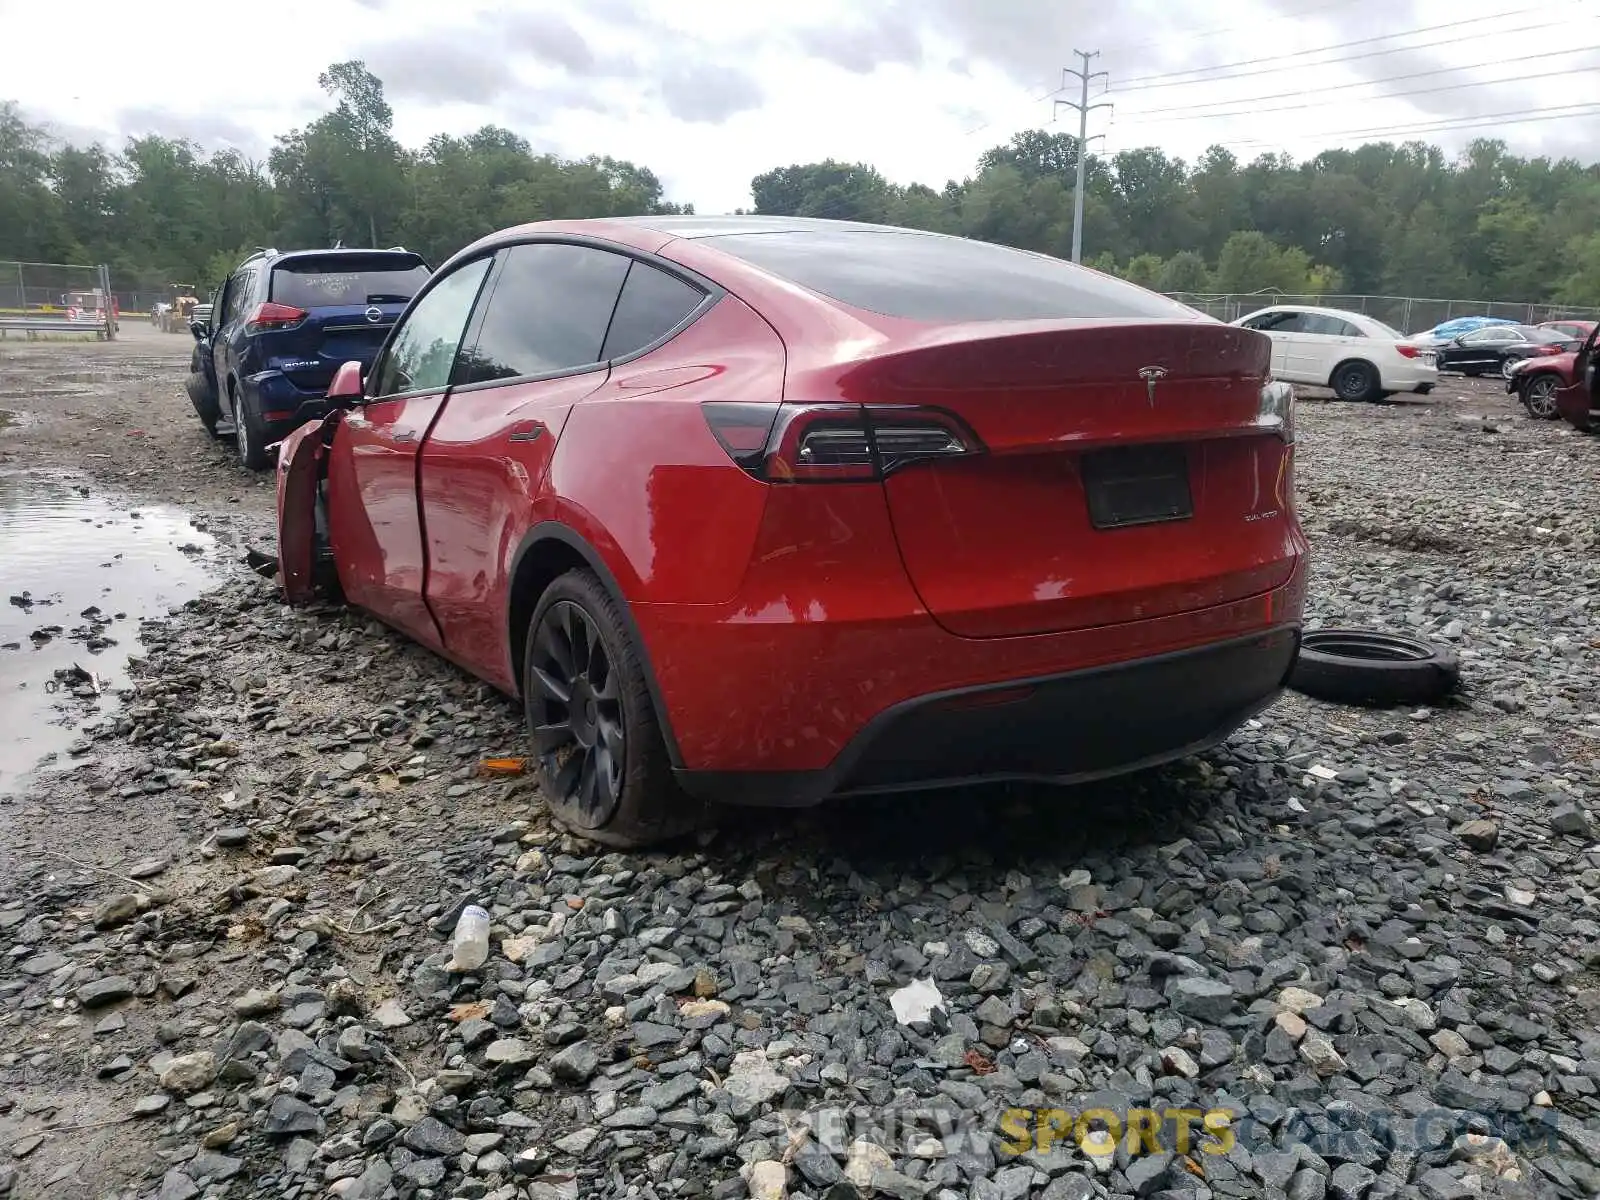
[1330,360,1380,402]
[187,377,221,437]
[232,383,271,471]
[1521,374,1561,419]
[523,569,704,848]
[1499,358,1518,381]
[1288,629,1460,708]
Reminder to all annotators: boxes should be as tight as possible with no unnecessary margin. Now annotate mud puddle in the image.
[0,472,220,793]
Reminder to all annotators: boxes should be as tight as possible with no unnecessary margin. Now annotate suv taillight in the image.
[245,301,308,333]
[702,402,983,482]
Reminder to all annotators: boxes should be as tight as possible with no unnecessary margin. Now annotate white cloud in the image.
[1,0,1593,213]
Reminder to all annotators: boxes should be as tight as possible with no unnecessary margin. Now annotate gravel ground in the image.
[0,329,1597,1200]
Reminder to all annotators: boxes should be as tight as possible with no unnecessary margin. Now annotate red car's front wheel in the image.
[523,570,702,847]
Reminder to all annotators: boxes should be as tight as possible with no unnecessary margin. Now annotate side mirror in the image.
[327,360,364,402]
[189,320,207,340]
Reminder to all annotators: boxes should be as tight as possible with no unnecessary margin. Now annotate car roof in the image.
[1246,303,1372,320]
[267,247,425,265]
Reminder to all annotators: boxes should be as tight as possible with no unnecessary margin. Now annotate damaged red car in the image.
[1554,322,1599,431]
[276,216,1308,846]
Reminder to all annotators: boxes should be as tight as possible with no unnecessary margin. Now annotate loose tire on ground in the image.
[523,568,704,847]
[1288,629,1460,708]
[1330,360,1381,403]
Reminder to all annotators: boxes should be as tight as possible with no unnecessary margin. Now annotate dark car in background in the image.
[186,247,430,469]
[1433,323,1577,379]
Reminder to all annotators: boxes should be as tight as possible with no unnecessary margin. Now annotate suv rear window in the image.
[700,229,1197,322]
[270,255,430,309]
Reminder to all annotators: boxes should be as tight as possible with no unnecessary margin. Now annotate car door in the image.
[210,269,245,404]
[418,242,707,690]
[1239,311,1302,378]
[1556,323,1598,418]
[1292,313,1362,383]
[323,255,495,648]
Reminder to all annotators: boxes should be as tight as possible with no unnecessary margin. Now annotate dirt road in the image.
[1,330,1597,1200]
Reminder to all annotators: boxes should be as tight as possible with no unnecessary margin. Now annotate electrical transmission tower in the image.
[1054,51,1112,263]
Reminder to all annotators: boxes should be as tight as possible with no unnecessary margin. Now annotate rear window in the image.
[270,256,430,309]
[700,229,1197,322]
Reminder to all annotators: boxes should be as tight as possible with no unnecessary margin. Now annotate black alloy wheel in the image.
[528,599,627,829]
[522,569,705,847]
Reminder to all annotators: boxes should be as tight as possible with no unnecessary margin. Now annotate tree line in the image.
[3,61,1597,306]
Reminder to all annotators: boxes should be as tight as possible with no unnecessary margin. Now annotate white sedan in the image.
[1231,305,1438,402]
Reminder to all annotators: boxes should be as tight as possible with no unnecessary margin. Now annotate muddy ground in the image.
[0,327,1597,1200]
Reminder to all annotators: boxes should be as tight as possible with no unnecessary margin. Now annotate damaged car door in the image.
[320,256,495,647]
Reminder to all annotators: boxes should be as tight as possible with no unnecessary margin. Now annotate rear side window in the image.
[461,244,630,383]
[1244,311,1306,333]
[270,256,430,309]
[1300,314,1361,337]
[701,229,1197,322]
[601,262,706,361]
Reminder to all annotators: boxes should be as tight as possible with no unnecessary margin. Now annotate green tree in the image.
[1210,231,1324,295]
[1158,251,1211,294]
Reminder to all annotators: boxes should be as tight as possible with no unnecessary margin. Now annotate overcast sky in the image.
[3,0,1596,211]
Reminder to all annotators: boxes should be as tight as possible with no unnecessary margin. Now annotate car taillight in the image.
[1536,345,1562,356]
[245,301,308,333]
[1396,343,1421,359]
[702,402,982,482]
[1257,380,1294,443]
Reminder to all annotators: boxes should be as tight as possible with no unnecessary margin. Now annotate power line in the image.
[1116,45,1600,119]
[1100,102,1600,156]
[1112,62,1600,126]
[1110,2,1584,90]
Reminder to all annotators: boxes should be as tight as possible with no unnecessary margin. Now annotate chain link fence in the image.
[0,261,117,339]
[1166,292,1600,334]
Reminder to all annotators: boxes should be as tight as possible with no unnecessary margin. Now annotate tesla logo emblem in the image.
[364,306,383,323]
[1138,365,1169,406]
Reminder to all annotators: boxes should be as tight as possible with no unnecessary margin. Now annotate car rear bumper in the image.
[244,371,337,439]
[675,624,1300,807]
[1381,362,1438,391]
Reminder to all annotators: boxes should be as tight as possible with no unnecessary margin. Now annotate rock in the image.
[76,975,134,1008]
[1452,818,1499,851]
[263,1094,323,1136]
[232,988,279,1017]
[845,1140,895,1189]
[549,1040,599,1083]
[158,1051,216,1095]
[132,1094,171,1117]
[92,893,143,929]
[156,1169,198,1200]
[1551,803,1592,837]
[725,1049,789,1106]
[1299,1032,1347,1077]
[371,998,412,1028]
[1277,986,1324,1014]
[1169,977,1237,1022]
[484,1038,534,1066]
[749,1160,788,1200]
[1124,1152,1173,1196]
[1329,1162,1377,1200]
[404,1116,466,1156]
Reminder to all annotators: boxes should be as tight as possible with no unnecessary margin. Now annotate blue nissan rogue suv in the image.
[186,247,431,469]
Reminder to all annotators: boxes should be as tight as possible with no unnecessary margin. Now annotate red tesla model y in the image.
[277,216,1308,845]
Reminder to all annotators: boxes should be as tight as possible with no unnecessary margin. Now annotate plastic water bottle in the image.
[450,905,490,972]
